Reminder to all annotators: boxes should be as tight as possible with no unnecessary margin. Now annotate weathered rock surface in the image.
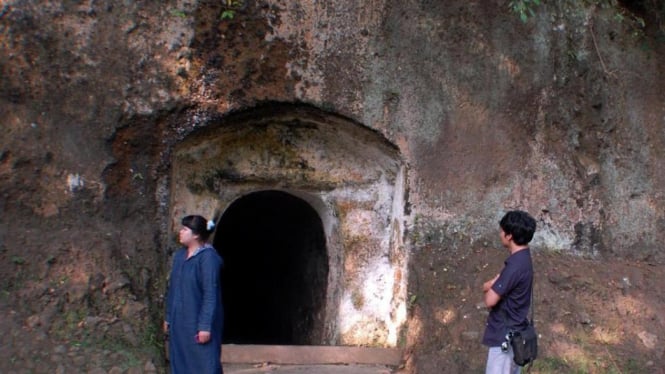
[1,0,665,373]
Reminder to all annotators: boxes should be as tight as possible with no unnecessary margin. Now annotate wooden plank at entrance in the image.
[222,345,403,366]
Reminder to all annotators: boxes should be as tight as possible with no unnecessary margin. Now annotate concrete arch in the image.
[169,104,408,346]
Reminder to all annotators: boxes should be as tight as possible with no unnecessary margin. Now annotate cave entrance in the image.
[213,190,328,345]
[169,104,408,346]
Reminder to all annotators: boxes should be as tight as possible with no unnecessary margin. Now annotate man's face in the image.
[499,228,511,248]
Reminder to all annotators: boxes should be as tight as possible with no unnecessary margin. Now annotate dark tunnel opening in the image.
[214,190,328,345]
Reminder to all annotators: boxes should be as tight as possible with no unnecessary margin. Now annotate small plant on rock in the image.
[221,0,244,20]
[509,0,542,22]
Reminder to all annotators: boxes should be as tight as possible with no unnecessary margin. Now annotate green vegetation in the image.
[170,1,245,21]
[510,0,542,22]
[221,0,244,20]
[46,254,56,264]
[407,293,418,310]
[509,0,664,35]
[532,356,571,372]
[170,9,187,18]
[221,10,236,20]
[623,358,648,373]
[530,352,650,373]
[49,308,162,371]
[50,308,86,340]
[70,335,143,370]
[141,320,164,356]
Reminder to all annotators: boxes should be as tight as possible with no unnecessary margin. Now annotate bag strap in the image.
[525,286,535,374]
[530,249,535,326]
[529,280,535,327]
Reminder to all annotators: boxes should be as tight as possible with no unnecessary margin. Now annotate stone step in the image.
[224,364,395,374]
[221,345,403,366]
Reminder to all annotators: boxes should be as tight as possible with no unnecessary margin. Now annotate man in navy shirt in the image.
[482,210,536,374]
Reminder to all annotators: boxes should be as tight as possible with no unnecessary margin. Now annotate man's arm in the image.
[483,274,501,308]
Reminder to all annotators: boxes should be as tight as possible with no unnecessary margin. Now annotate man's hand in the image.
[483,274,499,293]
[197,331,211,344]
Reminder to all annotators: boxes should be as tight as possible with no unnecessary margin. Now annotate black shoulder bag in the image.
[503,284,538,368]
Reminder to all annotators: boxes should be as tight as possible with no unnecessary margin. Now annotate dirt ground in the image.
[2,238,664,373]
[405,244,665,373]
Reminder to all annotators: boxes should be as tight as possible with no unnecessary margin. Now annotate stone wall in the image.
[1,0,664,367]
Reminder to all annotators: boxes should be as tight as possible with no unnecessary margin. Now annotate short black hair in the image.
[182,215,214,241]
[499,210,536,245]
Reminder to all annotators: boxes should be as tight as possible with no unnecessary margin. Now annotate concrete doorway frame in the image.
[168,104,408,347]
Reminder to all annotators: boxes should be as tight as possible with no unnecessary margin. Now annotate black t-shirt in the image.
[482,248,533,347]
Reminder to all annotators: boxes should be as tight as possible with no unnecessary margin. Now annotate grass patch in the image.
[623,358,647,373]
[94,338,143,370]
[140,320,164,357]
[532,356,571,372]
[531,356,621,374]
[50,308,87,340]
[67,329,152,370]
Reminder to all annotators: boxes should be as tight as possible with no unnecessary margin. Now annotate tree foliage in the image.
[509,0,542,22]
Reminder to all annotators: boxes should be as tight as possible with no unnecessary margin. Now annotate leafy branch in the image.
[221,0,244,20]
[509,0,542,22]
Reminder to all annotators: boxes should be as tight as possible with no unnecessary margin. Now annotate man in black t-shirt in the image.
[482,210,536,374]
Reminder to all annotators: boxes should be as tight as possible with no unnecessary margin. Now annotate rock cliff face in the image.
[1,0,664,371]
